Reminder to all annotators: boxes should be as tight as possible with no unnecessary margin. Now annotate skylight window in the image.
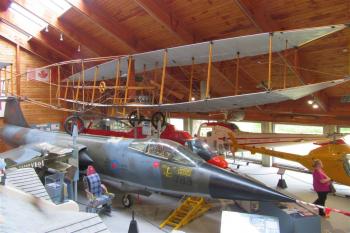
[9,2,48,29]
[41,0,71,17]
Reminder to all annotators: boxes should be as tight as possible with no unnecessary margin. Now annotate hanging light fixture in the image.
[312,103,319,109]
[60,33,63,41]
[77,45,81,52]
[191,97,195,101]
[45,25,49,32]
[307,99,314,105]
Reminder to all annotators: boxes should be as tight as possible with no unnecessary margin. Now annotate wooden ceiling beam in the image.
[234,0,329,112]
[134,0,194,43]
[134,0,236,94]
[13,0,100,57]
[66,0,149,52]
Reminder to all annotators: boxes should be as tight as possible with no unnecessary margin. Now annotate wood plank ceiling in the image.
[0,0,350,125]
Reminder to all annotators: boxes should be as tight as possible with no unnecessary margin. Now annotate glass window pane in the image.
[169,118,184,131]
[339,127,350,134]
[274,124,323,135]
[231,121,262,133]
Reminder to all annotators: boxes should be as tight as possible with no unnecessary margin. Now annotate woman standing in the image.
[312,159,331,216]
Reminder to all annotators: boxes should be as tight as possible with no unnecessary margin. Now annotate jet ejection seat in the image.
[83,166,115,214]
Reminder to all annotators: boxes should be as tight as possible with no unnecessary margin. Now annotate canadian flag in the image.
[27,68,49,82]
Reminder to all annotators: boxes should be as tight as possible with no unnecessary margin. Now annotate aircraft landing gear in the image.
[122,194,133,208]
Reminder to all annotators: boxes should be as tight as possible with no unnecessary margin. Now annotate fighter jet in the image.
[0,97,294,207]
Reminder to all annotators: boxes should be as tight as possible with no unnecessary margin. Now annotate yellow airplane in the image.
[229,132,350,186]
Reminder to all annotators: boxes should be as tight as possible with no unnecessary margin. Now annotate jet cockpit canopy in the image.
[129,138,204,166]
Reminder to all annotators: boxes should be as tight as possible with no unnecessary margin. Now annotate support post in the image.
[57,65,61,105]
[189,57,194,101]
[234,52,240,95]
[4,67,7,96]
[206,42,213,98]
[113,59,120,106]
[283,40,288,89]
[49,68,52,105]
[81,60,85,103]
[267,33,273,90]
[64,78,69,100]
[75,64,81,101]
[16,44,20,95]
[91,66,98,103]
[261,122,273,167]
[71,65,75,99]
[10,64,13,95]
[123,56,133,114]
[159,50,168,104]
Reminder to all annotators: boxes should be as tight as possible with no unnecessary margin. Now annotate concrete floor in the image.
[77,163,350,233]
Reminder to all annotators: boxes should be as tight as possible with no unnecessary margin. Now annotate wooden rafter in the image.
[66,0,149,52]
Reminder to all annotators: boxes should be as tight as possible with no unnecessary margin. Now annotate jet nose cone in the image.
[203,164,294,202]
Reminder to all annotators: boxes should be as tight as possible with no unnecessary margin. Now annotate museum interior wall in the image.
[0,37,66,152]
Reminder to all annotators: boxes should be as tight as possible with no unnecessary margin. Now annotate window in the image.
[344,154,350,176]
[199,126,212,137]
[273,123,321,169]
[192,120,216,136]
[274,124,323,135]
[168,118,184,131]
[231,121,261,133]
[41,0,71,17]
[339,127,350,134]
[10,3,48,29]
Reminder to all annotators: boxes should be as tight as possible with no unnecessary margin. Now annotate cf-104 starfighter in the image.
[0,97,294,206]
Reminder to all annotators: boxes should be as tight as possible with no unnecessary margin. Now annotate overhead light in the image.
[45,25,49,32]
[191,97,195,101]
[307,99,314,105]
[77,45,81,52]
[60,33,63,41]
[312,103,319,109]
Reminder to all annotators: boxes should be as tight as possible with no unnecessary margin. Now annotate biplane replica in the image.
[32,24,348,126]
[1,24,349,127]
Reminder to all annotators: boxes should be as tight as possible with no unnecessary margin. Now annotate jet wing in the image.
[60,77,349,113]
[0,143,73,169]
[67,24,346,82]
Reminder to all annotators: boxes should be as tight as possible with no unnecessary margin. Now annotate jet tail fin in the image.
[3,97,29,128]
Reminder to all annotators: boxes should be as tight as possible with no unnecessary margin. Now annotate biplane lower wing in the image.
[60,77,349,112]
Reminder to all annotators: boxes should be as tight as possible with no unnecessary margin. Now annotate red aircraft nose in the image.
[208,155,228,169]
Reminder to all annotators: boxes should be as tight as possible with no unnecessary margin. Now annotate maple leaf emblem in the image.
[38,70,48,79]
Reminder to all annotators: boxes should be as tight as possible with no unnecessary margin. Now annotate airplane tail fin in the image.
[4,97,29,128]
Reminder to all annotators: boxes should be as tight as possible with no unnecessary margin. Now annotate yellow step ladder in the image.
[160,196,211,230]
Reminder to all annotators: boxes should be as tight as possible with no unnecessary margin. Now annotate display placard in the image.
[220,211,280,233]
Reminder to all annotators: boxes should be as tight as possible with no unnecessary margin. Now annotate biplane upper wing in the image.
[61,77,349,112]
[67,24,346,82]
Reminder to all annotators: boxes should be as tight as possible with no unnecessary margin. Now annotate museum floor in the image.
[78,164,350,233]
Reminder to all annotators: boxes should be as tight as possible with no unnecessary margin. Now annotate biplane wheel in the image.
[128,111,142,127]
[151,112,166,129]
[122,194,133,208]
[64,115,85,135]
